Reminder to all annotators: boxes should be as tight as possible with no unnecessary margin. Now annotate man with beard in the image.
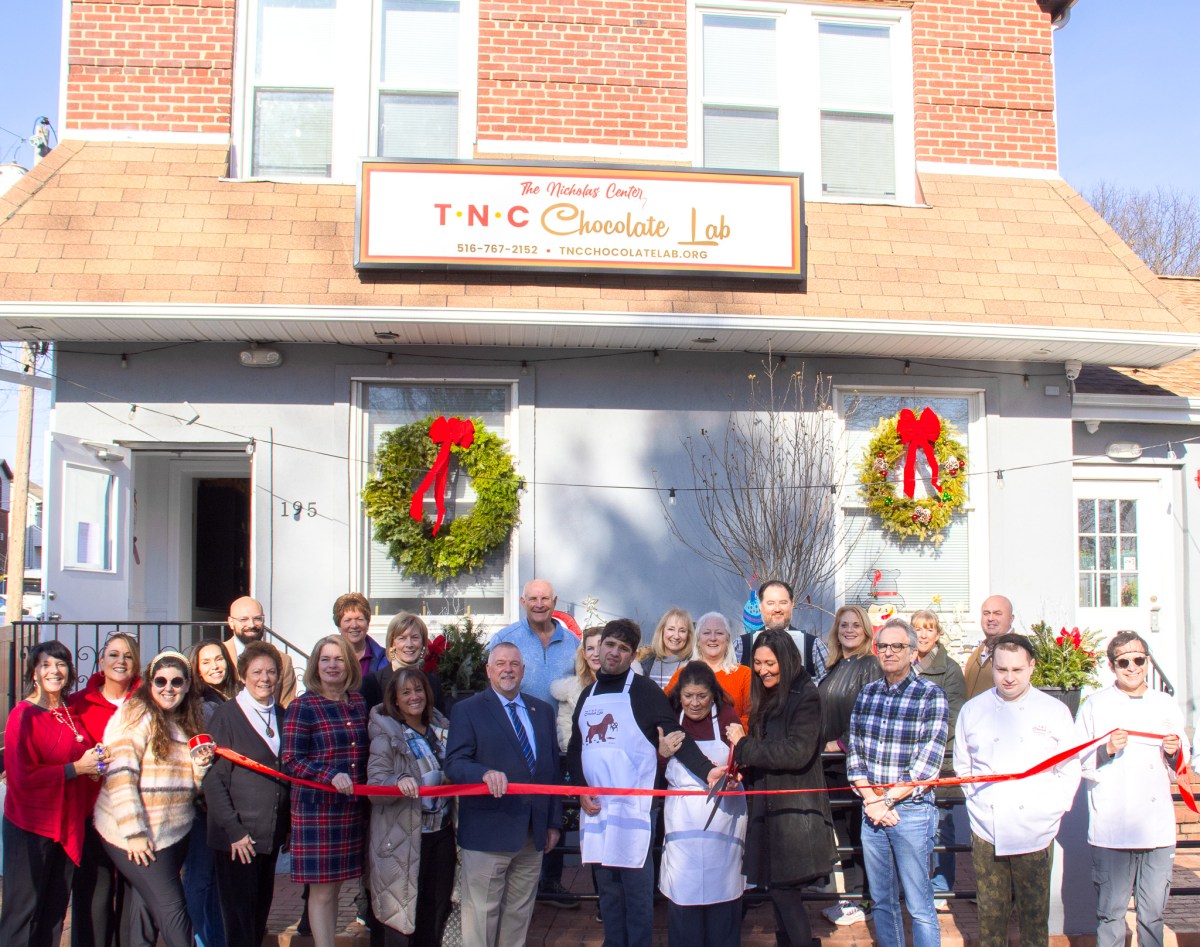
[223,595,296,707]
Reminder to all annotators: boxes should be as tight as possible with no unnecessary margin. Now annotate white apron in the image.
[659,709,747,905]
[579,670,658,868]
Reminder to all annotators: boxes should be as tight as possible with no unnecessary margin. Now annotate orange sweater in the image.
[665,663,752,729]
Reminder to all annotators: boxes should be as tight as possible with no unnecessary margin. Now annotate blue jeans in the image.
[594,849,654,947]
[930,805,964,893]
[182,811,226,947]
[860,802,940,947]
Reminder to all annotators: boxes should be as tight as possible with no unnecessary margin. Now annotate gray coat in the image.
[366,705,452,935]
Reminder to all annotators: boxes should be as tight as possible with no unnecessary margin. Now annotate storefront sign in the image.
[355,160,805,281]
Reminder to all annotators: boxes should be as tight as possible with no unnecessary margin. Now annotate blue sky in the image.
[0,0,1198,479]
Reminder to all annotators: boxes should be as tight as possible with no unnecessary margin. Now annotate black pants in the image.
[376,825,457,947]
[824,760,868,900]
[0,819,76,947]
[214,847,280,947]
[72,820,119,947]
[666,897,742,947]
[769,884,813,947]
[103,836,193,947]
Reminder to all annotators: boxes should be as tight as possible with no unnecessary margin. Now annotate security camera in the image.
[1064,360,1083,381]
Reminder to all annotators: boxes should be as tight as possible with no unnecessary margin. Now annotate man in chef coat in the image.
[954,633,1081,947]
[1076,631,1186,947]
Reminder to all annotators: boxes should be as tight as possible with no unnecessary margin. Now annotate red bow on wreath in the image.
[409,416,475,535]
[895,407,942,500]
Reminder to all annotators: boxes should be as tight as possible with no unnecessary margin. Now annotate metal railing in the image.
[5,620,309,711]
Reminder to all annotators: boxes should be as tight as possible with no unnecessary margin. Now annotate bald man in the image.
[963,595,1014,700]
[223,595,297,706]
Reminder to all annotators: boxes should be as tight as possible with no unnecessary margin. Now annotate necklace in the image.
[52,705,85,743]
[253,705,276,738]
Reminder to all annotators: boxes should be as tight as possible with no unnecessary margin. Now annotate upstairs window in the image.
[241,0,476,180]
[693,2,913,203]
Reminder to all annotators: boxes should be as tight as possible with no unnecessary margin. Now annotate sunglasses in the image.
[877,642,910,654]
[153,675,186,689]
[1114,655,1147,669]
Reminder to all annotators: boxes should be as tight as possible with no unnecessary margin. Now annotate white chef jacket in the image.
[954,686,1081,856]
[1076,684,1187,849]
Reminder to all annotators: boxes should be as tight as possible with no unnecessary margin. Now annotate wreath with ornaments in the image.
[361,415,522,582]
[857,407,968,543]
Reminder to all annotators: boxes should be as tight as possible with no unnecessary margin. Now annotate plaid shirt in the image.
[846,669,948,803]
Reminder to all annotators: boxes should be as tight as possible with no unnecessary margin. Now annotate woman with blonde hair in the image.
[364,612,446,713]
[283,634,369,947]
[817,604,882,927]
[639,608,695,689]
[549,625,605,752]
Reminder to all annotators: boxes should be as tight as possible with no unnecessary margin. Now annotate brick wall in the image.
[61,0,1058,169]
[66,0,235,134]
[477,0,689,145]
[912,0,1058,168]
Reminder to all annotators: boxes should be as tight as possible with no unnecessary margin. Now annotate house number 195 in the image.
[281,500,318,520]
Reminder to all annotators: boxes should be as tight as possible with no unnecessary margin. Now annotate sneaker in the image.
[822,900,867,926]
[537,880,580,909]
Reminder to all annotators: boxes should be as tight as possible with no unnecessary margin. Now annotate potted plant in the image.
[1028,621,1102,715]
[424,615,490,704]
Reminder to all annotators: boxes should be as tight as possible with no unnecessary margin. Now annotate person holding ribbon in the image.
[656,661,747,946]
[69,632,141,947]
[1076,631,1187,947]
[203,640,290,947]
[954,633,1080,947]
[0,641,106,947]
[282,633,370,947]
[367,667,455,947]
[92,647,214,947]
[570,619,724,947]
[725,628,836,947]
[445,643,562,947]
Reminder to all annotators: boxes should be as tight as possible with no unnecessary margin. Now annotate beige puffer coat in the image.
[367,705,452,935]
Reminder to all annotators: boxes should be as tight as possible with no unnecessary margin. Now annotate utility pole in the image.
[5,342,36,625]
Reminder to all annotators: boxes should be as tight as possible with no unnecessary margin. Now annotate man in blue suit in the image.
[445,642,563,947]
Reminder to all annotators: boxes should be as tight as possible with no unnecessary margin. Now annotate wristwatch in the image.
[882,792,896,810]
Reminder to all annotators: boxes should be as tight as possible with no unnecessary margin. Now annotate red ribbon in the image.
[214,728,1195,812]
[408,416,475,535]
[895,407,942,499]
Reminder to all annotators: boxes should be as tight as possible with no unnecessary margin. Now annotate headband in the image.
[149,647,189,677]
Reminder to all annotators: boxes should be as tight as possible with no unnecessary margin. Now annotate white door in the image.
[43,434,133,621]
[1072,470,1179,692]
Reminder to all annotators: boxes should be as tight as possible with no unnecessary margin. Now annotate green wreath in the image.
[857,413,969,543]
[361,416,522,581]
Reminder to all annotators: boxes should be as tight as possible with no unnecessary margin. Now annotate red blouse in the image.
[69,672,137,810]
[3,700,92,864]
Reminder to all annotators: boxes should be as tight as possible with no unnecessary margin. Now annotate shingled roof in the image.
[0,140,1195,362]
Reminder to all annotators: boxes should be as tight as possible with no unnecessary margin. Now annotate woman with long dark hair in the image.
[367,667,455,946]
[657,661,747,946]
[726,629,836,947]
[69,632,141,947]
[92,648,213,947]
[1,640,105,947]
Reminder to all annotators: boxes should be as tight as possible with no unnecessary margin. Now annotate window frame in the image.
[687,0,916,205]
[349,375,521,627]
[832,386,990,625]
[61,462,120,574]
[233,0,480,182]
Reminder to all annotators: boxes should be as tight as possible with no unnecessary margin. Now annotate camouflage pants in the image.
[970,834,1050,947]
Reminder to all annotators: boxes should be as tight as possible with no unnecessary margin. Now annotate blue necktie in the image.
[506,701,536,774]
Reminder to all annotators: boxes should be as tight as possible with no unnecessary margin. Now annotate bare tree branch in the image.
[655,356,862,605]
[1086,182,1200,276]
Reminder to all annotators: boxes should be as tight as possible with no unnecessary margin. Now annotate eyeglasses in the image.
[153,676,185,689]
[876,643,910,654]
[1114,655,1147,669]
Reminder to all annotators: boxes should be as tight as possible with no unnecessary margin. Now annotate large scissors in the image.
[703,743,739,830]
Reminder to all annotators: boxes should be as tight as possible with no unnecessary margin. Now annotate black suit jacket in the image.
[444,687,562,854]
[203,698,291,853]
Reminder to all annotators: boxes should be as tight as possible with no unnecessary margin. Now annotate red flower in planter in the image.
[424,634,447,674]
[1055,627,1083,649]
